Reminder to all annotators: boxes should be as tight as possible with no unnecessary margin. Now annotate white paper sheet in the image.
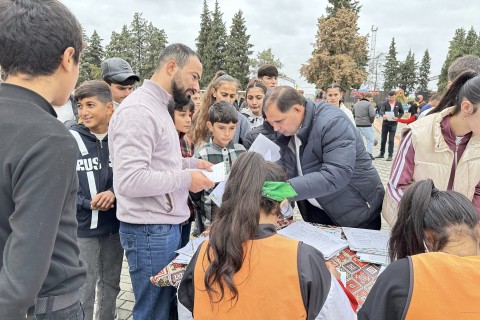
[200,162,227,182]
[209,181,226,207]
[277,221,349,259]
[357,252,389,265]
[342,227,390,255]
[385,111,395,121]
[248,133,281,161]
[173,236,209,264]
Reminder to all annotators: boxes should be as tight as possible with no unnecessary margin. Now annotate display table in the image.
[150,220,382,307]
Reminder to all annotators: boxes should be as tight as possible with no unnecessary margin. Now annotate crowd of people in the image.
[1,1,480,320]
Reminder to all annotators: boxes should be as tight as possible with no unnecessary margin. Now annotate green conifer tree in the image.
[196,0,211,73]
[105,25,135,66]
[398,50,417,95]
[326,0,361,16]
[437,28,466,92]
[382,38,399,91]
[224,10,253,89]
[202,0,227,87]
[417,49,431,92]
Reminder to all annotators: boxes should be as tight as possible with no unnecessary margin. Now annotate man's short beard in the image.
[172,78,191,105]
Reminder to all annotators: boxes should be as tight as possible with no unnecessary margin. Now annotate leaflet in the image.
[278,221,349,259]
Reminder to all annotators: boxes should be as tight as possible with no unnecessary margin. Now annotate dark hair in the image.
[389,179,479,261]
[74,80,112,104]
[246,79,268,96]
[190,71,239,144]
[324,83,344,93]
[204,152,288,303]
[0,0,83,77]
[388,90,396,96]
[263,86,305,113]
[257,64,279,78]
[167,98,195,120]
[430,71,480,115]
[208,101,238,124]
[157,43,200,69]
[104,77,137,86]
[448,55,480,82]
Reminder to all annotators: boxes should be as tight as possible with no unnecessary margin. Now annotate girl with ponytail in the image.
[177,152,357,319]
[360,179,480,320]
[383,71,480,225]
[389,179,480,261]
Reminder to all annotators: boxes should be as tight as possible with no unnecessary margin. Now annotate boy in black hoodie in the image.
[70,80,123,320]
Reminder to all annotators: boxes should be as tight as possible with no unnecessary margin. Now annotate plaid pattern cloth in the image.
[191,139,246,234]
[180,134,194,158]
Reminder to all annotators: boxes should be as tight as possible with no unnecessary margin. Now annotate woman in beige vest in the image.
[383,71,480,225]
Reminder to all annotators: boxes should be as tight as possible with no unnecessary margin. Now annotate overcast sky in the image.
[63,0,480,94]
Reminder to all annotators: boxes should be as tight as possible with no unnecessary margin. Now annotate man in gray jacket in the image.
[264,87,384,229]
[352,93,376,159]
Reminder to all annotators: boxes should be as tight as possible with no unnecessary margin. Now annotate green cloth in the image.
[261,181,297,202]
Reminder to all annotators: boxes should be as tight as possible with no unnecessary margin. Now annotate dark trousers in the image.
[28,301,84,320]
[380,121,397,157]
[297,200,381,230]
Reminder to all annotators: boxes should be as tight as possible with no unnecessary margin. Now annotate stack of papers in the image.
[342,227,390,265]
[172,236,209,265]
[277,221,349,259]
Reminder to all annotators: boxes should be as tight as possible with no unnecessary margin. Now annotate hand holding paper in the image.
[200,162,227,183]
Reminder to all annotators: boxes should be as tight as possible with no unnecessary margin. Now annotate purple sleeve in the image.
[386,131,415,203]
[473,183,480,215]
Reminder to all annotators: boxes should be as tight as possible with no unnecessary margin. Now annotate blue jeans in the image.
[119,222,181,320]
[358,126,374,154]
[78,234,123,320]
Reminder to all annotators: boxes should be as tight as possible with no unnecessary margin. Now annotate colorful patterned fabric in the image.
[179,134,194,158]
[151,221,381,308]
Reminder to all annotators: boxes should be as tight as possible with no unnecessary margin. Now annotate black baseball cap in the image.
[101,58,140,82]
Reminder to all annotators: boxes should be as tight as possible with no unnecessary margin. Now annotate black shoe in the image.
[375,154,384,159]
[386,156,392,161]
[369,153,375,160]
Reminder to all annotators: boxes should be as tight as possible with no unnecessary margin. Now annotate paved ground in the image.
[107,118,406,319]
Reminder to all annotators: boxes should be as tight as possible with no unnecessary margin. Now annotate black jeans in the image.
[380,121,397,157]
[32,301,84,320]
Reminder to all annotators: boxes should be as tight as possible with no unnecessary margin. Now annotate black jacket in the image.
[69,124,118,238]
[0,84,86,318]
[277,101,385,228]
[378,100,404,123]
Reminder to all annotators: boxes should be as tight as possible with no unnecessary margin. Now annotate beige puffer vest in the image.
[383,107,480,225]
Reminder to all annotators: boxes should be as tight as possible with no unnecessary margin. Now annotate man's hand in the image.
[91,190,115,211]
[189,170,215,193]
[392,116,398,121]
[197,159,213,171]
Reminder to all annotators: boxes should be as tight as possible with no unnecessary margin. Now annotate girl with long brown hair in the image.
[178,152,357,319]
